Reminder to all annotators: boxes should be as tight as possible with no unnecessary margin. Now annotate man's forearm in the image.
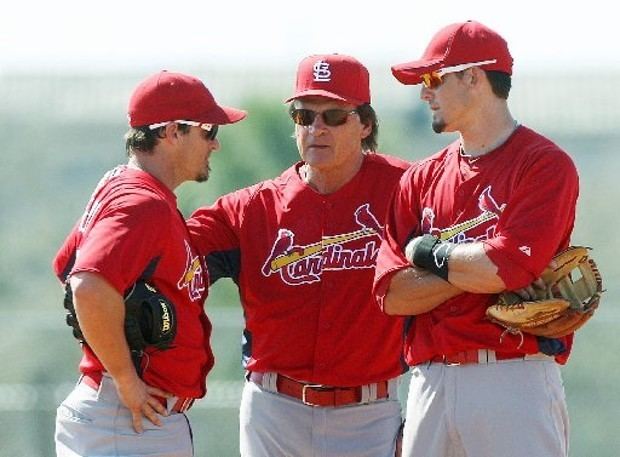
[447,242,506,293]
[382,239,508,316]
[406,236,506,294]
[383,266,462,315]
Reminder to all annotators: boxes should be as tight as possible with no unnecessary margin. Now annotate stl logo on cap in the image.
[284,54,370,106]
[313,60,331,82]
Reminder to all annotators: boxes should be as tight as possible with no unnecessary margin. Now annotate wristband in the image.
[410,234,456,281]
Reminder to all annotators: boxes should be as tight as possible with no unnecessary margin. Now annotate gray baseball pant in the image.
[239,376,402,457]
[55,373,194,457]
[402,357,569,457]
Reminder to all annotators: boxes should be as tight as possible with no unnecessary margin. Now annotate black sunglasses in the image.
[202,124,218,141]
[290,108,358,127]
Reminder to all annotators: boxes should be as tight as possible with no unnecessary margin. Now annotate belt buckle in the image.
[301,384,328,407]
[443,355,462,366]
[443,350,480,365]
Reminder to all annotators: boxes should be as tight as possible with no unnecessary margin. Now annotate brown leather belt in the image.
[81,372,195,413]
[249,372,390,407]
[423,349,550,366]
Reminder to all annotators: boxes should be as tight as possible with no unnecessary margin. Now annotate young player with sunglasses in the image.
[374,20,579,457]
[187,54,411,457]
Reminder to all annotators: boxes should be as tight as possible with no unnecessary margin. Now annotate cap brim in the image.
[200,105,247,125]
[284,89,365,106]
[391,57,444,85]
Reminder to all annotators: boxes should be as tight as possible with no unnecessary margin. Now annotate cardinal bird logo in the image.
[177,240,207,301]
[422,185,506,243]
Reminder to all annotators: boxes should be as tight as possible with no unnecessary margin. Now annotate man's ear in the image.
[160,122,182,144]
[360,121,372,141]
[468,66,486,88]
[165,122,178,136]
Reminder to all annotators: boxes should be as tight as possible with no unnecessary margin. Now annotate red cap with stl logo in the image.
[285,54,371,106]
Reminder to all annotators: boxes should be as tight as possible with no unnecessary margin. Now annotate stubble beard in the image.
[195,164,211,183]
[432,118,446,134]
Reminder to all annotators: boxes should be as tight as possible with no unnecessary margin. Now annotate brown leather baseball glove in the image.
[486,246,603,339]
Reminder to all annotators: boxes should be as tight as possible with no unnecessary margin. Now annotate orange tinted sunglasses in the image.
[420,59,498,89]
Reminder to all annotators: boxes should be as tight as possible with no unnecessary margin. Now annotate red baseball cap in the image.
[392,20,513,85]
[285,54,370,106]
[127,70,247,127]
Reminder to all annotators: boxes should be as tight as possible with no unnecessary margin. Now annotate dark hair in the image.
[484,71,512,100]
[124,123,191,156]
[356,103,379,152]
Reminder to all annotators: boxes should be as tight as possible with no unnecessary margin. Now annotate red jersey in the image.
[53,166,214,398]
[187,154,410,386]
[374,126,579,365]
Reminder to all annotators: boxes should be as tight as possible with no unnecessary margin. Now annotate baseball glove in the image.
[486,246,603,339]
[63,281,177,351]
[124,281,177,352]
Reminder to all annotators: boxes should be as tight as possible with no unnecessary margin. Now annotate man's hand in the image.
[114,372,174,433]
[510,258,558,300]
[512,277,546,300]
[403,236,423,265]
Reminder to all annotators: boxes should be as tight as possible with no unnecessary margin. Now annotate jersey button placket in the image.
[313,199,333,379]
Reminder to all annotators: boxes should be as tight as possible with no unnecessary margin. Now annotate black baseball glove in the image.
[123,281,177,352]
[63,280,177,352]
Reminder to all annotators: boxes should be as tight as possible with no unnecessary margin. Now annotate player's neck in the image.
[128,154,180,191]
[460,108,518,158]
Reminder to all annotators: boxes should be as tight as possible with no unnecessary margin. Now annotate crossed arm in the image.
[382,237,550,316]
[382,241,505,315]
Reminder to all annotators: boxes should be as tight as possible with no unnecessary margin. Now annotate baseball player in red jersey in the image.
[373,21,579,457]
[187,54,410,457]
[52,71,246,456]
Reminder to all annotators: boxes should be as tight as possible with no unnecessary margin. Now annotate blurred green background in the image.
[1,67,618,457]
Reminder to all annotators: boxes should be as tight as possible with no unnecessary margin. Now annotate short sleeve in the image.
[484,147,579,290]
[71,196,168,293]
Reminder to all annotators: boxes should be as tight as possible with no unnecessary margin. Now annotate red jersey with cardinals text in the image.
[187,154,410,386]
[53,166,213,398]
[374,126,579,365]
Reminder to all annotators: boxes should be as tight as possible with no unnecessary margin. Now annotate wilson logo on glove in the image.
[158,299,173,334]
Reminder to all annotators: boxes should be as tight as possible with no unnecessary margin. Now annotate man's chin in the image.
[195,166,211,183]
[432,120,446,134]
[195,174,209,183]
